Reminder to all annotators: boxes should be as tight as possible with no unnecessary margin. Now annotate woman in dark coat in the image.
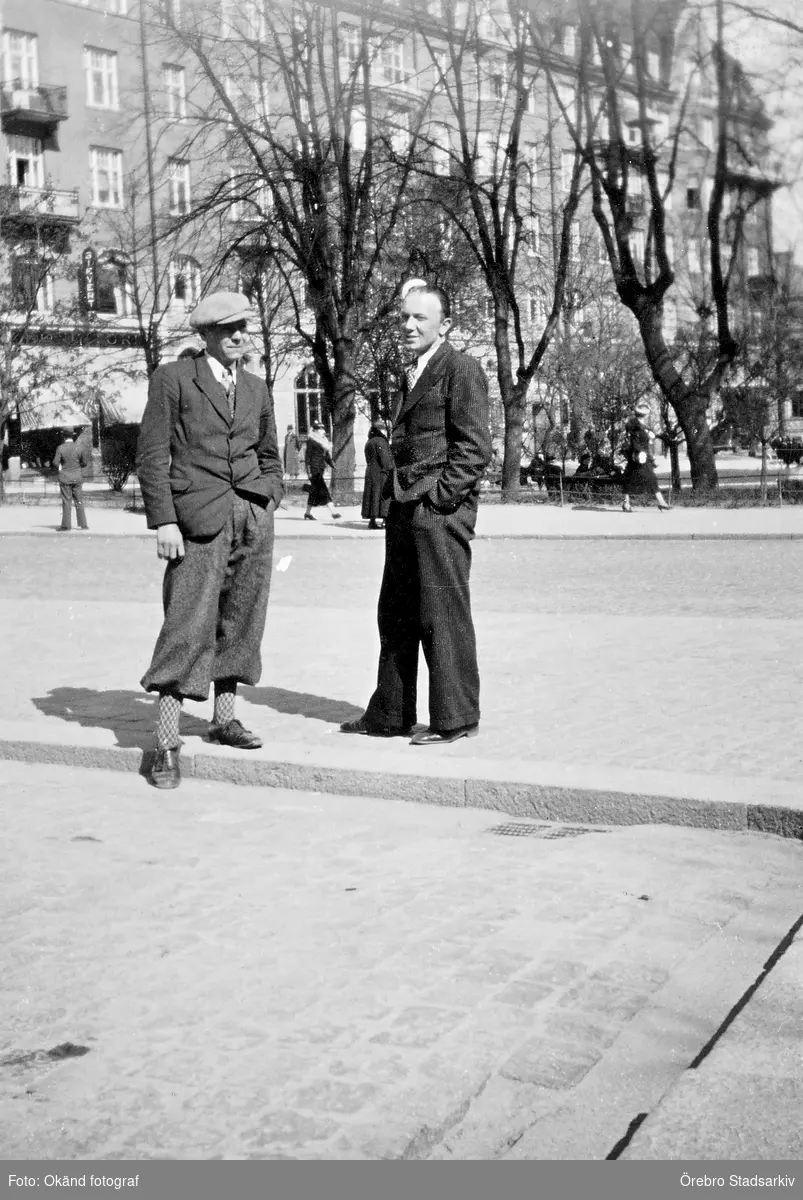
[621,405,670,512]
[361,424,393,529]
[303,421,341,521]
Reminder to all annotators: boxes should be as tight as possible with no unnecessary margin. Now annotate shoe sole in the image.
[149,775,181,789]
[411,726,479,746]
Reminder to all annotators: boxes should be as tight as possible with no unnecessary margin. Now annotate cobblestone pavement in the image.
[2,536,803,785]
[1,762,801,1161]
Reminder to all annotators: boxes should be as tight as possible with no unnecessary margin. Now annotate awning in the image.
[20,393,92,432]
[81,347,149,425]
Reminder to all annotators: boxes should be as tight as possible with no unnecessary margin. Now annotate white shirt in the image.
[204,352,236,392]
[407,336,444,389]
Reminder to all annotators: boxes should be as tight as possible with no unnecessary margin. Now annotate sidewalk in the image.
[2,498,803,539]
[2,525,803,839]
[2,760,801,1161]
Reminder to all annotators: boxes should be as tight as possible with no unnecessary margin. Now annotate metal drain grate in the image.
[488,822,606,839]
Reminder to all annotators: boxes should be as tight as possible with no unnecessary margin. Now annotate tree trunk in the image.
[669,441,682,493]
[638,309,718,491]
[760,442,768,505]
[501,399,524,503]
[330,343,357,507]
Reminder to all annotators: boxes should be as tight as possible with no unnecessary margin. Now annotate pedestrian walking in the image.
[52,427,90,531]
[136,291,284,790]
[341,280,491,746]
[621,403,670,512]
[284,425,301,478]
[361,423,392,529]
[303,421,341,521]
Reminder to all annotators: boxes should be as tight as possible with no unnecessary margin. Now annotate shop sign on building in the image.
[79,247,98,314]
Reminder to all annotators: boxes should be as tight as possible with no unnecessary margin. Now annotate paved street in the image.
[2,532,803,799]
[1,761,801,1160]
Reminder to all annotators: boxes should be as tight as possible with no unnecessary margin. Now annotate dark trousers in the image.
[141,495,275,702]
[59,480,88,530]
[364,496,481,731]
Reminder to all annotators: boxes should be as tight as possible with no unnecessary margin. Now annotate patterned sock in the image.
[156,693,182,750]
[213,681,237,727]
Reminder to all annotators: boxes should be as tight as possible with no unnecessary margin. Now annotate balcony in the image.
[1,80,69,134]
[0,185,81,227]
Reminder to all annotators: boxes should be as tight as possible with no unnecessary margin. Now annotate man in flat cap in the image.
[136,291,284,789]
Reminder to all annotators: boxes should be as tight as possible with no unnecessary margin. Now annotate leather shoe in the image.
[410,723,479,746]
[149,747,181,789]
[340,715,414,738]
[208,719,263,750]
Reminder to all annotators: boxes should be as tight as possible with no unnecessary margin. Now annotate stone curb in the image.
[2,735,802,840]
[3,529,803,542]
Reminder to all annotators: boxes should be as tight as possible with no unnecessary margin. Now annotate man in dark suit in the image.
[342,282,491,745]
[136,292,284,789]
[52,427,90,531]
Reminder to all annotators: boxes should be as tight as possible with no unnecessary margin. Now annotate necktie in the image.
[405,364,417,392]
[223,369,234,417]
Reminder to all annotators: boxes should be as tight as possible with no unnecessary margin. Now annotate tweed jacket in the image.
[391,341,492,510]
[136,353,284,538]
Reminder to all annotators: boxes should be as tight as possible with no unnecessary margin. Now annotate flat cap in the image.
[189,291,252,330]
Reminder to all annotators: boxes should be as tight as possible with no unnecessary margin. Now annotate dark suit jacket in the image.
[52,439,89,484]
[136,353,284,537]
[391,342,491,510]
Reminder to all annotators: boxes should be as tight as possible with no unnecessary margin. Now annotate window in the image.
[340,23,360,67]
[631,229,646,265]
[379,36,405,85]
[348,107,367,153]
[557,83,576,125]
[526,144,539,186]
[526,213,540,256]
[525,81,537,114]
[687,242,702,274]
[647,50,660,79]
[389,108,410,155]
[3,30,38,87]
[484,57,504,100]
[476,131,496,175]
[96,251,132,316]
[90,147,123,208]
[483,296,494,319]
[528,294,544,325]
[563,25,576,57]
[570,221,580,262]
[163,64,186,119]
[168,157,190,215]
[11,253,52,312]
[747,247,760,277]
[663,300,677,341]
[105,0,128,13]
[561,149,574,192]
[790,392,803,419]
[7,134,43,188]
[168,256,201,306]
[295,367,330,437]
[159,0,181,23]
[221,0,263,39]
[85,48,118,109]
[701,117,714,149]
[430,124,451,173]
[621,42,633,76]
[665,235,675,266]
[686,186,699,210]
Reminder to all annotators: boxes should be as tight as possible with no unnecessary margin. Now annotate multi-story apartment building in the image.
[0,0,782,473]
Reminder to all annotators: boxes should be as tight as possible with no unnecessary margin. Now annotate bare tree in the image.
[156,0,432,500]
[530,0,783,491]
[413,0,586,500]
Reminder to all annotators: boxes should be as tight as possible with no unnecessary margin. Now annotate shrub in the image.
[102,425,139,492]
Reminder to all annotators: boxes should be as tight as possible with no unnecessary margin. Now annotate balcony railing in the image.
[0,79,68,125]
[0,185,80,224]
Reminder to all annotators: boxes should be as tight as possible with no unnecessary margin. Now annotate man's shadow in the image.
[32,686,364,766]
[242,686,363,725]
